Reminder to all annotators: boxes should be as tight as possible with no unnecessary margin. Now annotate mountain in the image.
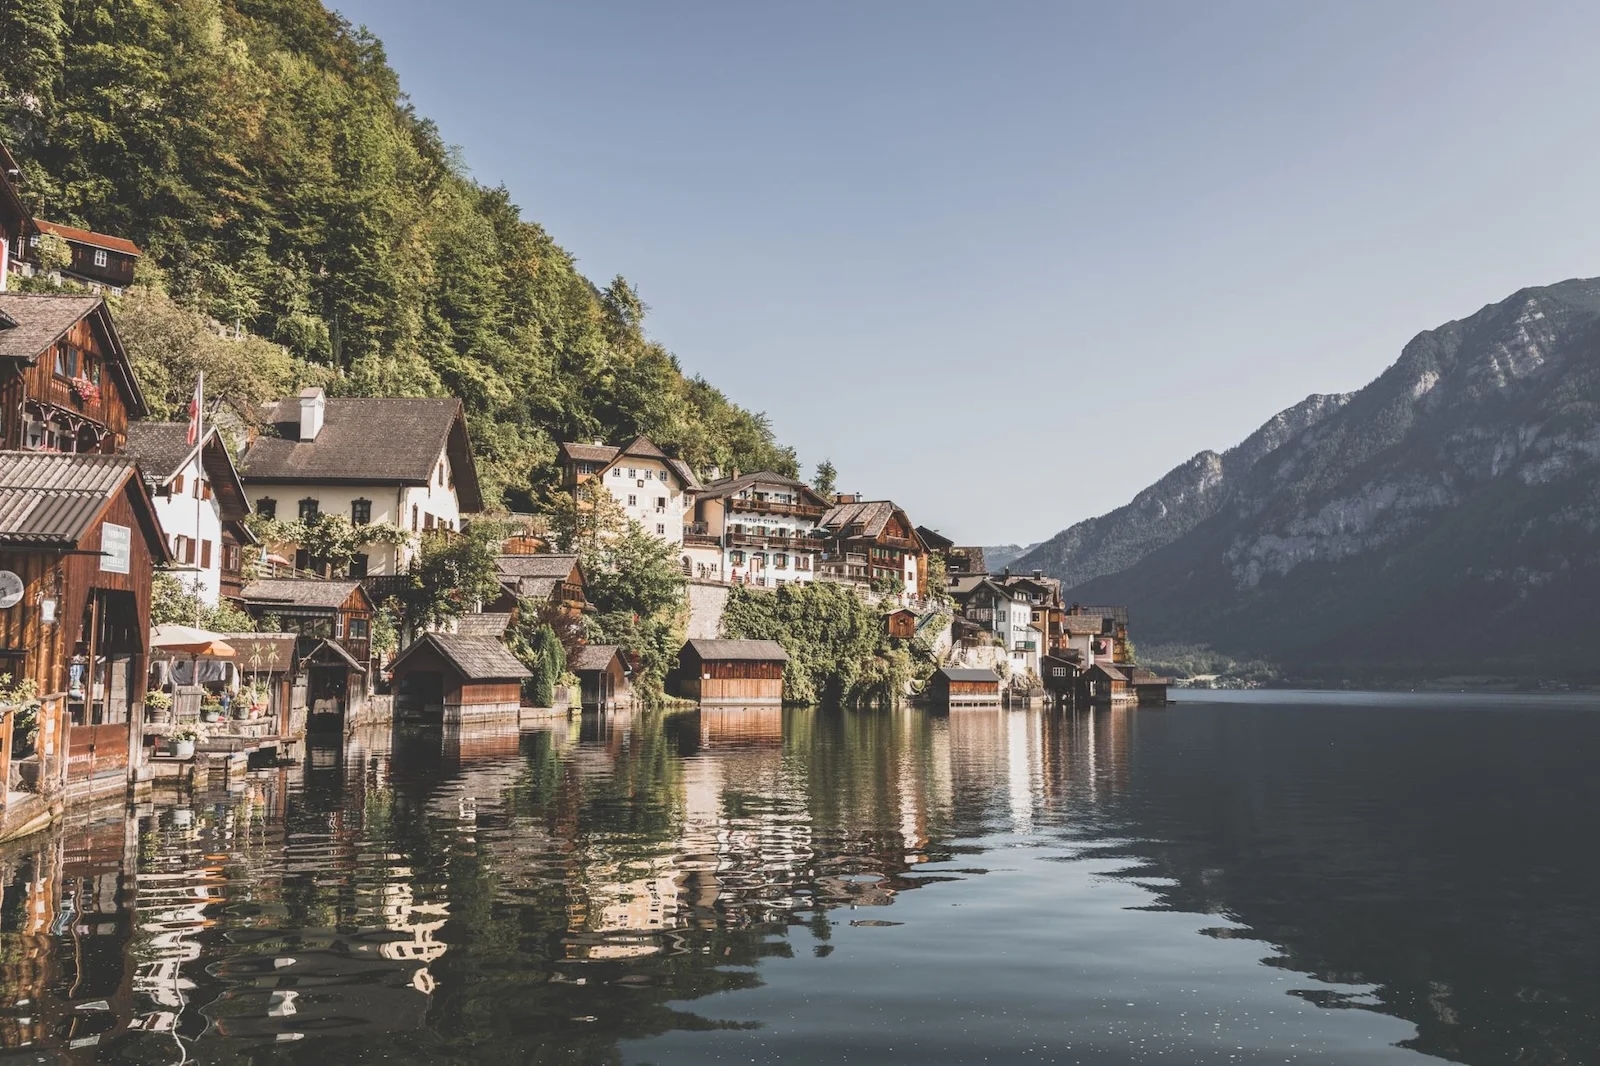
[1059,276,1600,681]
[0,0,796,508]
[1014,393,1350,587]
[981,543,1042,570]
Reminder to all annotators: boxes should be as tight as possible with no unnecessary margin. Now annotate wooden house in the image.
[928,666,1001,709]
[0,452,168,811]
[675,638,788,706]
[1040,653,1084,708]
[571,644,632,711]
[22,220,141,293]
[1127,666,1172,707]
[817,497,928,600]
[388,632,530,725]
[0,293,148,455]
[124,422,254,607]
[0,140,29,292]
[885,608,917,639]
[487,553,587,619]
[239,578,375,731]
[1085,662,1133,705]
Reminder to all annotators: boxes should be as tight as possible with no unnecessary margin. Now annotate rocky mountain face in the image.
[1015,393,1350,587]
[1044,276,1600,680]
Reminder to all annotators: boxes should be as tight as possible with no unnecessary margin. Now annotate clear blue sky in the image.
[333,0,1600,545]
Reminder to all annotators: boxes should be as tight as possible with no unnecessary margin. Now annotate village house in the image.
[238,578,375,732]
[0,142,27,292]
[571,644,632,711]
[239,390,483,578]
[816,496,928,601]
[996,570,1068,656]
[684,470,830,586]
[0,452,169,816]
[124,423,255,606]
[1040,653,1085,708]
[946,545,988,577]
[387,632,530,726]
[885,607,917,639]
[486,553,587,618]
[950,575,1045,676]
[557,435,699,546]
[928,666,1002,709]
[674,638,789,706]
[18,220,141,295]
[0,293,147,454]
[1085,661,1133,705]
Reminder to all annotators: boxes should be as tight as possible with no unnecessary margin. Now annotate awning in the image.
[151,624,235,658]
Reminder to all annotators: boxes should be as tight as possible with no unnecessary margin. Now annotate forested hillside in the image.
[0,0,796,508]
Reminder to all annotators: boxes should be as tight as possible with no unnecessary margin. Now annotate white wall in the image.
[151,451,224,605]
[598,455,690,546]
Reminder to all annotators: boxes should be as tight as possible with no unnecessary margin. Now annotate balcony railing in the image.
[728,497,828,518]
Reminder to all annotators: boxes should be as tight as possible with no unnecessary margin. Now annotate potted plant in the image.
[200,695,223,723]
[169,723,202,759]
[143,689,173,722]
[0,673,41,757]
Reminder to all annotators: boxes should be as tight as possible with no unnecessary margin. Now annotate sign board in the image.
[101,523,131,574]
[0,570,22,609]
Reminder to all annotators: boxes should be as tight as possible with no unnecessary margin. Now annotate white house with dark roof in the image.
[124,423,254,605]
[685,470,830,586]
[556,434,699,547]
[240,388,483,576]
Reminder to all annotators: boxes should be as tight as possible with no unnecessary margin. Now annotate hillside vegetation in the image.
[0,0,796,507]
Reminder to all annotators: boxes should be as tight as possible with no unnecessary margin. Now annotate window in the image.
[224,544,242,572]
[424,513,435,530]
[730,550,745,564]
[351,498,372,525]
[298,498,320,521]
[656,496,667,512]
[349,618,370,640]
[656,523,665,536]
[612,467,621,478]
[348,553,369,578]
[412,504,419,530]
[644,469,653,479]
[438,461,446,486]
[334,617,344,639]
[86,358,100,385]
[172,473,185,494]
[775,554,788,568]
[53,345,76,377]
[257,497,277,520]
[93,249,108,268]
[200,480,211,501]
[627,494,637,507]
[627,468,636,479]
[183,538,196,565]
[200,540,212,568]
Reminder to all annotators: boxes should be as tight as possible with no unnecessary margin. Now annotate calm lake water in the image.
[3,691,1599,1064]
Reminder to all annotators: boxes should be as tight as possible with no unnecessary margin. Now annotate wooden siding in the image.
[0,313,133,453]
[687,676,784,705]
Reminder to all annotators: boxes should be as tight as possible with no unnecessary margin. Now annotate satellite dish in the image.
[0,571,24,609]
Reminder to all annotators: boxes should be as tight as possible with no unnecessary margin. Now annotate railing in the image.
[728,497,827,518]
[683,532,721,548]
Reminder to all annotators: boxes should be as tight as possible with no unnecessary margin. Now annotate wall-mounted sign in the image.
[0,570,22,609]
[39,597,57,624]
[101,523,131,574]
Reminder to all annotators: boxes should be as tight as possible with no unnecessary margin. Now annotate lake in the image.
[2,691,1598,1064]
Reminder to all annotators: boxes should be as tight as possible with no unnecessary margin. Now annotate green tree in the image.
[811,459,837,499]
[506,616,566,707]
[402,523,504,632]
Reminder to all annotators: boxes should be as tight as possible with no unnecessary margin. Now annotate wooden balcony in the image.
[728,497,827,518]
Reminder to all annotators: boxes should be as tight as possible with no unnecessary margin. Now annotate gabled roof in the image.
[916,526,955,553]
[557,434,701,491]
[242,396,483,511]
[948,546,988,573]
[0,451,166,556]
[819,500,923,547]
[1061,616,1112,636]
[123,422,252,520]
[1089,662,1128,682]
[681,638,789,662]
[33,218,141,257]
[494,553,581,580]
[937,666,999,683]
[455,613,512,638]
[0,293,147,415]
[1126,666,1172,684]
[694,470,828,508]
[570,644,627,673]
[390,631,530,682]
[241,578,366,611]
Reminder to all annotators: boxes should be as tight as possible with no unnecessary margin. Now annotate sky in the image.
[333,0,1600,545]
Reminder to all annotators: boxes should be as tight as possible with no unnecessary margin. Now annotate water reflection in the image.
[0,697,1595,1063]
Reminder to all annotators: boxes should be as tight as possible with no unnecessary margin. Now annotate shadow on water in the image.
[0,694,1595,1063]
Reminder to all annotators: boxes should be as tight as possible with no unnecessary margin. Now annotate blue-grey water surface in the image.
[2,691,1598,1064]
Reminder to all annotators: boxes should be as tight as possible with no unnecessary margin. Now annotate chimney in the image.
[1033,569,1043,579]
[298,387,326,442]
[731,467,741,480]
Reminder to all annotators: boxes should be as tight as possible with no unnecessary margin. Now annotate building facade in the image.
[816,497,927,601]
[557,435,699,546]
[684,471,829,586]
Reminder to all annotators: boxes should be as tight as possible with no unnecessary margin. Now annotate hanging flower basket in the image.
[70,376,100,404]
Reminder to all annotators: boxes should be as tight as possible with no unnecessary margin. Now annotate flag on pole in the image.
[186,372,204,446]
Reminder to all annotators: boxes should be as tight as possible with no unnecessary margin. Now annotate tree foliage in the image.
[811,459,837,499]
[0,0,796,509]
[720,582,935,707]
[506,616,566,707]
[402,523,503,632]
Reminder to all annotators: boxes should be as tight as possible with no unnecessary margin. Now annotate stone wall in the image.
[686,580,731,640]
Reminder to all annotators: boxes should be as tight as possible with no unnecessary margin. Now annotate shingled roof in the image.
[937,666,1000,683]
[242,395,483,510]
[455,613,512,638]
[681,638,789,662]
[570,644,626,673]
[390,631,530,682]
[495,554,580,580]
[694,470,828,507]
[123,423,251,520]
[241,578,364,611]
[0,451,162,550]
[34,218,141,257]
[556,434,701,491]
[819,500,921,546]
[1060,616,1112,636]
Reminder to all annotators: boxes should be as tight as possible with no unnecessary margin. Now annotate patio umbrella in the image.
[151,624,236,658]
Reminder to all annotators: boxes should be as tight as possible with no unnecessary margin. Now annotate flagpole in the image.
[193,371,204,628]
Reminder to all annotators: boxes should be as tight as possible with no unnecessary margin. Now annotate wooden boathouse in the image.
[388,632,530,725]
[928,666,1002,709]
[571,644,632,711]
[675,639,788,706]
